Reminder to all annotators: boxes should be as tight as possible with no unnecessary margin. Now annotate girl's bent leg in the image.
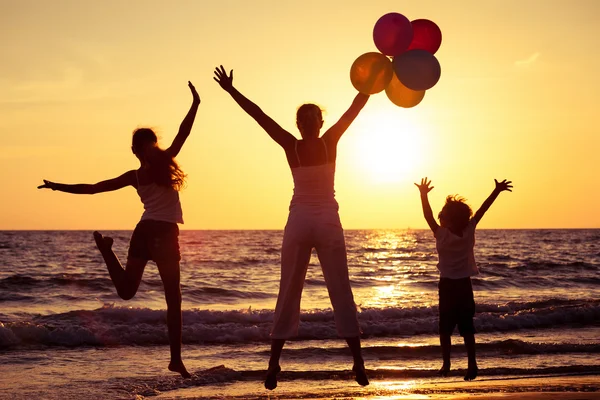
[93,231,146,300]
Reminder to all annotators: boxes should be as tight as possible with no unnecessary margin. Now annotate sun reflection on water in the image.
[351,230,437,309]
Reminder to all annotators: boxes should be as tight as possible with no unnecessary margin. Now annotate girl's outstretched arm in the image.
[472,179,513,224]
[167,81,201,158]
[322,92,370,145]
[213,65,296,150]
[415,177,439,234]
[38,170,136,194]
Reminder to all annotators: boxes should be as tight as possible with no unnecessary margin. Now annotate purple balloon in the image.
[393,49,441,91]
[373,13,413,56]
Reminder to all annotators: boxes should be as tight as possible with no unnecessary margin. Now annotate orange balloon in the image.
[350,52,393,94]
[385,71,425,108]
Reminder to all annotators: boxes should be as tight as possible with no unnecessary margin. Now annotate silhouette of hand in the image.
[188,81,200,104]
[213,65,233,92]
[415,177,434,194]
[38,179,56,190]
[494,179,513,192]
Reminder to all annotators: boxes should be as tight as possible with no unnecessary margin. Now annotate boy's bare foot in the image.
[169,360,191,379]
[264,364,281,390]
[464,365,478,381]
[93,231,113,253]
[438,363,451,377]
[353,363,369,386]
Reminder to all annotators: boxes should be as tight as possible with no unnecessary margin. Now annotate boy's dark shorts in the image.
[438,277,476,336]
[128,220,180,263]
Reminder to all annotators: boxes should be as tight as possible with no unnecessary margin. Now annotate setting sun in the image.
[350,110,428,184]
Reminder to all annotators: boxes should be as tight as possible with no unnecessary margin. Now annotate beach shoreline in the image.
[149,372,600,399]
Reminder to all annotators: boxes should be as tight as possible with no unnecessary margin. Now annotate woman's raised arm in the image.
[214,65,296,150]
[322,92,369,145]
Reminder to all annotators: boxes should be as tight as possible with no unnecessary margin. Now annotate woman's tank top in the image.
[289,139,338,209]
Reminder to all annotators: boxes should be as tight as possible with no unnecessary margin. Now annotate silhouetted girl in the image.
[214,65,369,390]
[38,82,200,378]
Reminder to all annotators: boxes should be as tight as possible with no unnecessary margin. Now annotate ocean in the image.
[1,229,599,399]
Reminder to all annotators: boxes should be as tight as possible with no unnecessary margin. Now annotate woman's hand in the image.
[188,81,200,104]
[213,65,233,92]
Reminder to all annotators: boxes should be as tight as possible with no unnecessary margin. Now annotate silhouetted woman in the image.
[214,66,369,389]
[38,82,200,378]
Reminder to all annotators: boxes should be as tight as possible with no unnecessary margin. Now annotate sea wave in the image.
[1,299,598,348]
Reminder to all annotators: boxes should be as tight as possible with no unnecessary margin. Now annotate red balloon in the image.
[373,13,413,56]
[393,50,441,91]
[407,19,442,54]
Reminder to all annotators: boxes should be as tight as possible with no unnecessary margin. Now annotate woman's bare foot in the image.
[93,231,113,254]
[439,363,451,377]
[353,363,369,386]
[169,360,191,379]
[264,364,281,390]
[464,364,478,381]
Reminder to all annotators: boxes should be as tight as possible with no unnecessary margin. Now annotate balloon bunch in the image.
[350,12,442,108]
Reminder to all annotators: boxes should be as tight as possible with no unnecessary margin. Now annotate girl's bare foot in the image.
[169,360,191,379]
[353,363,369,386]
[439,363,451,377]
[264,364,281,390]
[93,231,113,253]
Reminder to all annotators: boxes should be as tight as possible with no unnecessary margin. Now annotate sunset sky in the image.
[1,0,598,229]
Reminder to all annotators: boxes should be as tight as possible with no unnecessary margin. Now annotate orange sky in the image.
[1,0,599,229]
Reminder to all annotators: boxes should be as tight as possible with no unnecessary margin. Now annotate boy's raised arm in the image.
[415,177,439,234]
[472,179,513,224]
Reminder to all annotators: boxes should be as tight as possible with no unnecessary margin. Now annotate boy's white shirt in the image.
[434,219,480,279]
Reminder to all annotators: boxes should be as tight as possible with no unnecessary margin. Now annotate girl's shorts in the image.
[127,220,180,263]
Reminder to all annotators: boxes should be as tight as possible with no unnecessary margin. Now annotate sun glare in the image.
[350,111,427,184]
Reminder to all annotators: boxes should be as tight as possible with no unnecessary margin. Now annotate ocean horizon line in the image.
[0,227,599,231]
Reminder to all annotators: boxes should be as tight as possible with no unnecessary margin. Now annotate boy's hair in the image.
[439,195,473,232]
[132,128,186,191]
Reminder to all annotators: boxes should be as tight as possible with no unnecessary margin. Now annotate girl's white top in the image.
[434,219,479,279]
[137,182,183,224]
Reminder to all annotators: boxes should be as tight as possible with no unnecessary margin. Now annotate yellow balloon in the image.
[385,71,425,108]
[350,52,393,94]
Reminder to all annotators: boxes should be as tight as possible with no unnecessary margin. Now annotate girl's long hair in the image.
[132,128,186,191]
